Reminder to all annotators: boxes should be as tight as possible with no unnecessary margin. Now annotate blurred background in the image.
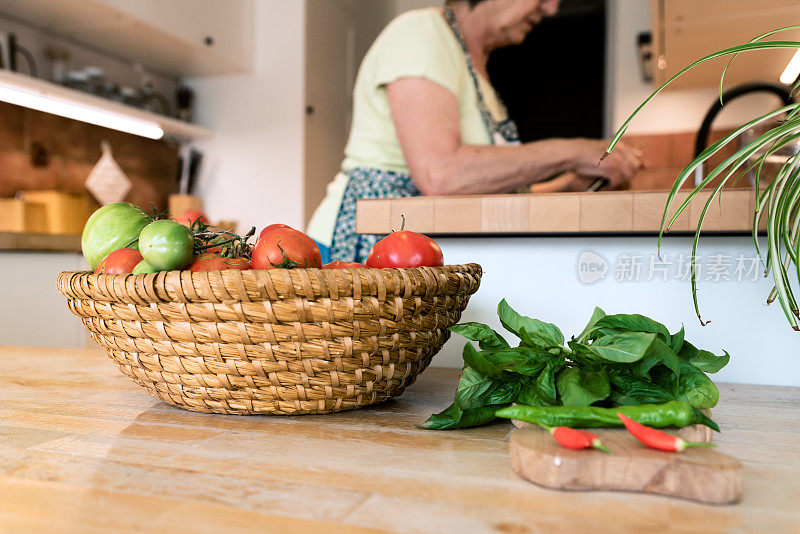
[0,0,798,347]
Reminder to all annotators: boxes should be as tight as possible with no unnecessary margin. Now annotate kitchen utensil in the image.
[508,422,742,504]
[18,190,92,235]
[175,82,194,122]
[56,264,482,415]
[168,193,203,219]
[186,149,202,195]
[85,141,132,205]
[0,198,47,233]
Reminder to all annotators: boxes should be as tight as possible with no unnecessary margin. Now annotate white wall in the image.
[434,236,800,387]
[189,0,307,231]
[393,0,439,14]
[605,0,783,135]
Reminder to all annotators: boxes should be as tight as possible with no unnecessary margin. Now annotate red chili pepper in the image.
[544,425,610,453]
[617,413,715,452]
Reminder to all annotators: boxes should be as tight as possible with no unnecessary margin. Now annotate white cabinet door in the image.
[98,0,255,73]
[0,252,88,348]
[303,0,395,224]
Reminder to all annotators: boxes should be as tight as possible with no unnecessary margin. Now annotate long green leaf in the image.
[606,40,800,157]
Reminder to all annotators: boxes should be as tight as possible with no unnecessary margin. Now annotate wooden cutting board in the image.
[509,419,743,504]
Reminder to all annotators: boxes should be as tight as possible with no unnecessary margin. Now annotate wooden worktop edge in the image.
[0,232,82,252]
[356,189,760,235]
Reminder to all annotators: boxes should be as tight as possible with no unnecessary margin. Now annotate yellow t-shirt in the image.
[307,7,509,244]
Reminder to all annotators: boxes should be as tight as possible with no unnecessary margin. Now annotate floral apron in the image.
[329,7,520,263]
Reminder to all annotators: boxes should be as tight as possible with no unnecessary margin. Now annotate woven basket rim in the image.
[56,263,482,305]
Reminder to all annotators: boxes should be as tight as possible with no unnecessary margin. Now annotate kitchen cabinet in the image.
[0,249,88,349]
[651,0,800,90]
[0,0,254,76]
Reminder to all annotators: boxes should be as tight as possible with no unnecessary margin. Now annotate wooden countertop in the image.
[1,346,798,533]
[356,189,762,235]
[0,232,81,252]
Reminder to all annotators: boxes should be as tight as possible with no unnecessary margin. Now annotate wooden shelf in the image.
[356,189,762,235]
[0,0,253,77]
[0,70,212,141]
[0,231,81,252]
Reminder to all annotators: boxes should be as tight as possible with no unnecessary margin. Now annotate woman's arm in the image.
[387,78,641,195]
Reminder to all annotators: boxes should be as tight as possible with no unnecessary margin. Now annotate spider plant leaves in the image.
[604,39,800,158]
[717,25,800,103]
[606,30,800,329]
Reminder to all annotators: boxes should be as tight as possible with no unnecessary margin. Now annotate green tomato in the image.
[82,202,153,270]
[131,260,159,274]
[138,220,194,271]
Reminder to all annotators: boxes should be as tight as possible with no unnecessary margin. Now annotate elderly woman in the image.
[308,0,642,263]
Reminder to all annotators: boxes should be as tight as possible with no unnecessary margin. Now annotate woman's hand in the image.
[571,139,643,190]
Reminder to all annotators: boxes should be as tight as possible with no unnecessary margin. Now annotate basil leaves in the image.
[420,300,729,430]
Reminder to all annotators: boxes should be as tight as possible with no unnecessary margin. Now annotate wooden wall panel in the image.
[0,102,179,214]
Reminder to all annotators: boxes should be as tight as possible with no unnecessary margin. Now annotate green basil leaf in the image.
[420,403,503,430]
[582,332,656,363]
[461,344,504,379]
[575,306,607,343]
[462,345,551,379]
[497,299,564,348]
[676,342,730,373]
[608,368,675,405]
[687,349,730,373]
[556,366,611,406]
[675,362,719,409]
[456,405,504,428]
[670,325,685,353]
[419,403,462,430]
[515,357,563,406]
[449,322,510,350]
[591,314,671,341]
[454,366,496,411]
[646,337,682,377]
[486,381,521,404]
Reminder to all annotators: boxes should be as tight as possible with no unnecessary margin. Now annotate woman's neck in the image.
[448,3,494,77]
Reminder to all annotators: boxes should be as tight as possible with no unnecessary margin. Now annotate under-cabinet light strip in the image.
[780,49,800,85]
[0,81,164,139]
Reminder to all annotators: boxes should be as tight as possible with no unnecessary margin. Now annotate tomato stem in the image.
[400,214,406,231]
[269,243,299,269]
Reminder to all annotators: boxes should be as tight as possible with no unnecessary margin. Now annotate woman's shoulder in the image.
[379,8,448,41]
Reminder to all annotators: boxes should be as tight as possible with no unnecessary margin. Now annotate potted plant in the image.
[605,26,800,329]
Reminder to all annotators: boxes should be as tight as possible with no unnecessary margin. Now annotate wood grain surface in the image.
[509,425,742,504]
[0,346,798,533]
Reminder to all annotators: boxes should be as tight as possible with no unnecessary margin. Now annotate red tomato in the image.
[188,253,251,272]
[257,224,292,242]
[175,209,208,227]
[365,231,444,268]
[323,261,366,269]
[94,248,144,274]
[251,228,322,269]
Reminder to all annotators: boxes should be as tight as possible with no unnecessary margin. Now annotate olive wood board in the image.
[509,419,743,504]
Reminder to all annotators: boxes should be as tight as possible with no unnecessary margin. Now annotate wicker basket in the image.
[56,264,482,415]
